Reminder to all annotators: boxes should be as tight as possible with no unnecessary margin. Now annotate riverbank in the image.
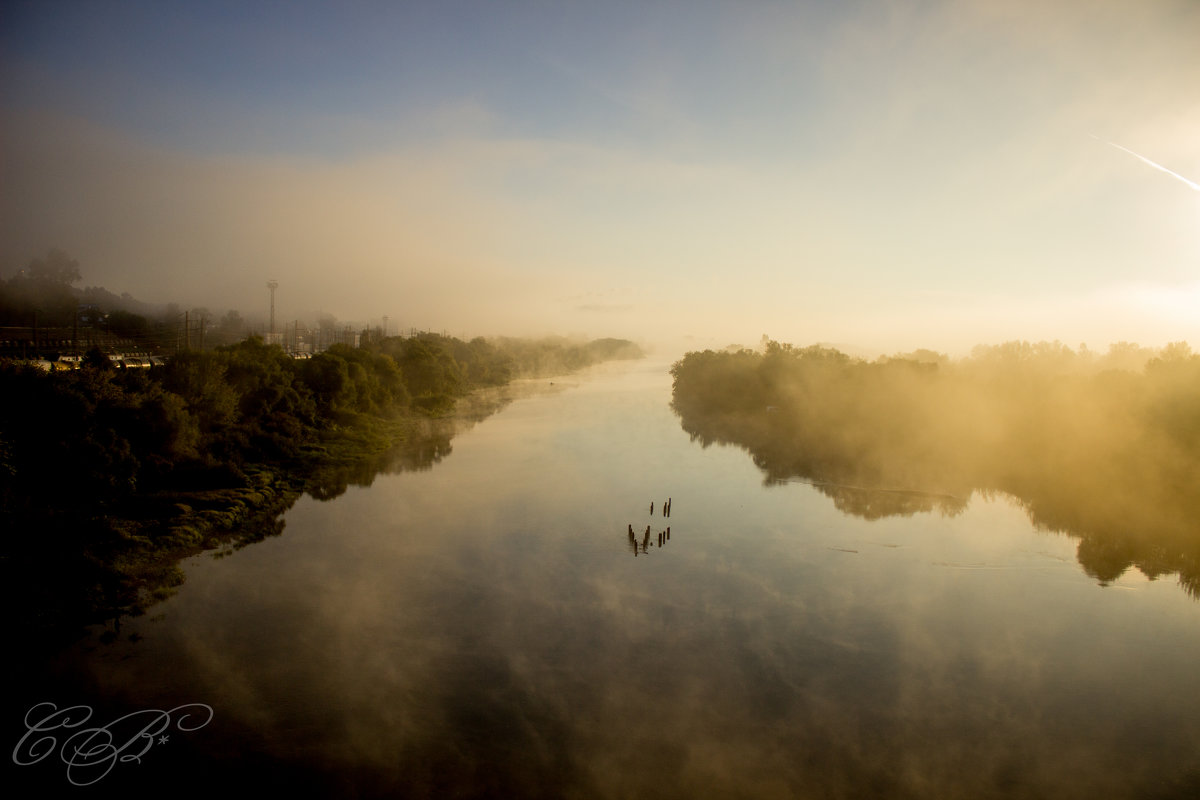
[2,334,642,645]
[670,339,1200,597]
[5,411,438,648]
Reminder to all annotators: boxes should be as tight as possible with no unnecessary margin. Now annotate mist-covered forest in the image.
[671,338,1200,597]
[2,327,643,511]
[0,298,643,638]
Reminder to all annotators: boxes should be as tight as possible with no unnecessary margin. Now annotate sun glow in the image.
[1125,281,1200,321]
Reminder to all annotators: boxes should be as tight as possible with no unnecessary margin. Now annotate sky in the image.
[2,0,1198,355]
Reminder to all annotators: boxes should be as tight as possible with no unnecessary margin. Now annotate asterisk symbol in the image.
[158,735,170,745]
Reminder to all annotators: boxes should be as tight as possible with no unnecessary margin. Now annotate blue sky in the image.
[2,0,1198,353]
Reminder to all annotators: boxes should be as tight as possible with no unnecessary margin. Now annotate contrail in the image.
[1091,134,1200,193]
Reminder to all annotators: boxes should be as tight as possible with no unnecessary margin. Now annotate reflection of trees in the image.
[306,430,456,502]
[306,392,511,500]
[672,341,1200,599]
[7,507,291,653]
[389,429,455,473]
[12,392,514,645]
[810,483,968,520]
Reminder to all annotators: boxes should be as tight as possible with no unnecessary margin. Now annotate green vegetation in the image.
[671,339,1200,597]
[1,331,643,641]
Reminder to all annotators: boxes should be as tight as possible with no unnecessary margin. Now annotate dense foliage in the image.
[671,339,1200,596]
[1,332,641,637]
[2,333,643,514]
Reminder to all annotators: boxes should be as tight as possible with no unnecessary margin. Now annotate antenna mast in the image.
[267,280,279,337]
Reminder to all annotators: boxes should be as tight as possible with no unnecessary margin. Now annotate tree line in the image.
[2,332,641,515]
[1,330,642,639]
[670,338,1200,597]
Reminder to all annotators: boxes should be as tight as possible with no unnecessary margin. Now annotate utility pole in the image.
[184,311,190,350]
[267,280,278,340]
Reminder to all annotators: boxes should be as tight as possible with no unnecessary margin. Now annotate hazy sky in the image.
[2,0,1197,353]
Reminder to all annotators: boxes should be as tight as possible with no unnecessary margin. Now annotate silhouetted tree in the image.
[27,248,81,284]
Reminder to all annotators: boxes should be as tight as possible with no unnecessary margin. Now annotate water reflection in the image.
[11,388,517,651]
[776,477,969,520]
[626,497,675,555]
[676,402,1200,599]
[309,390,514,501]
[10,362,1200,799]
[628,523,672,555]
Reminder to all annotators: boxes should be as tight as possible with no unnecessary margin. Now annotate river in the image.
[8,358,1200,798]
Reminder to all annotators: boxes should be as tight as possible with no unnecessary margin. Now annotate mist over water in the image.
[9,360,1200,799]
[671,339,1200,597]
[4,2,1200,795]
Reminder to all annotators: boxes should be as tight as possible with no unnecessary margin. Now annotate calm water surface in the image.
[11,359,1200,798]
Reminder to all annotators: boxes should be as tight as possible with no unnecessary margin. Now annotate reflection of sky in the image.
[43,362,1200,797]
